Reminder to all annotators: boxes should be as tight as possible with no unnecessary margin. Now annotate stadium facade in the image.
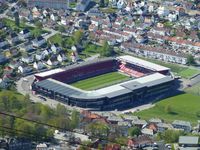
[28,0,69,9]
[32,56,174,110]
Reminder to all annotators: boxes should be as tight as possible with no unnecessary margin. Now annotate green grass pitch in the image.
[134,94,200,125]
[70,72,130,90]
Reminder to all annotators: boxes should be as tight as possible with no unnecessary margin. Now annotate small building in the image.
[172,120,192,132]
[32,36,46,47]
[76,0,91,12]
[19,29,31,39]
[179,136,199,148]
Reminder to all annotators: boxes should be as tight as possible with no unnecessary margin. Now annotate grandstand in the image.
[32,55,174,110]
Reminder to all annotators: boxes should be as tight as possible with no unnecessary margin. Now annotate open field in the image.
[71,72,130,90]
[134,94,200,125]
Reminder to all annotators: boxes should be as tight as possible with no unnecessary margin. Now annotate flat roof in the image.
[35,68,64,77]
[179,136,199,145]
[118,55,170,72]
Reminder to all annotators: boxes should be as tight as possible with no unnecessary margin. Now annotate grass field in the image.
[71,72,130,90]
[185,83,200,96]
[134,94,200,125]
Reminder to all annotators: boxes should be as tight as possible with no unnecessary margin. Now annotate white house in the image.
[33,62,45,70]
[57,54,67,62]
[50,13,58,21]
[18,65,33,74]
[21,56,34,64]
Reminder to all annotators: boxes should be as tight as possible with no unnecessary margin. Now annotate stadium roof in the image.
[35,73,173,100]
[117,55,170,72]
[35,68,64,77]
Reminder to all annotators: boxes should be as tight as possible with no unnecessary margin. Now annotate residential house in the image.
[122,115,139,123]
[50,13,58,21]
[57,54,67,63]
[76,0,91,12]
[0,55,8,65]
[9,61,21,69]
[33,61,46,70]
[172,120,192,132]
[19,29,31,40]
[8,138,32,150]
[132,119,147,128]
[18,65,33,74]
[0,39,8,48]
[51,44,62,54]
[128,135,154,149]
[20,42,34,53]
[36,143,48,150]
[21,55,34,64]
[32,36,46,47]
[35,52,46,61]
[8,32,19,44]
[141,128,154,136]
[157,123,173,132]
[46,55,59,66]
[157,6,169,17]
[107,115,123,124]
[179,136,199,148]
[19,9,32,21]
[149,118,162,124]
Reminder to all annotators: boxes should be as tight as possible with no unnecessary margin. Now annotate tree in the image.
[187,54,195,65]
[56,103,68,116]
[156,130,184,143]
[100,41,113,57]
[73,30,83,45]
[165,104,172,114]
[99,0,105,7]
[35,21,43,28]
[70,110,80,129]
[14,12,20,27]
[58,25,65,34]
[128,126,141,137]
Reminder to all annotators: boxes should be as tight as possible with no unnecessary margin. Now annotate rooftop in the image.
[117,55,170,72]
[179,136,199,145]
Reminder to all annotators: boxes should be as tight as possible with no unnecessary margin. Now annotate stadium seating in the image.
[52,60,117,83]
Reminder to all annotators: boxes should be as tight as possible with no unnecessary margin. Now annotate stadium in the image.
[32,55,174,110]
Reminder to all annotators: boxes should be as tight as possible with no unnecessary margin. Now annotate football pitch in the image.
[71,72,130,90]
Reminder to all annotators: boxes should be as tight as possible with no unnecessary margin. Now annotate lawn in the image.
[71,72,130,90]
[178,68,200,79]
[2,18,48,37]
[134,94,200,125]
[185,82,200,96]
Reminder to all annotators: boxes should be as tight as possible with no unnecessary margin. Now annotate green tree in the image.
[14,12,20,27]
[56,103,68,116]
[156,130,185,143]
[35,21,43,28]
[58,25,65,34]
[128,126,141,137]
[70,110,80,129]
[187,54,195,65]
[73,30,83,44]
[100,41,113,57]
[165,104,172,114]
[99,0,105,7]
